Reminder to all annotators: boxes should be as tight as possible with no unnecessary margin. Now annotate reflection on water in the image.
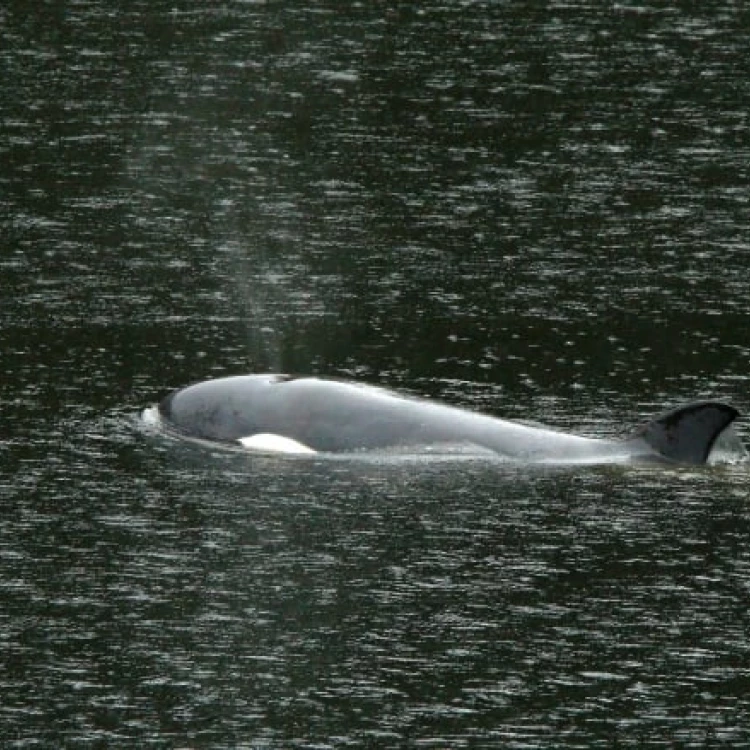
[2,0,750,746]
[5,418,750,747]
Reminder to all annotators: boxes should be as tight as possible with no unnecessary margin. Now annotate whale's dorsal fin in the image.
[630,401,739,465]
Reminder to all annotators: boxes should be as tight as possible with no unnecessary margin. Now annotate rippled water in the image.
[2,1,750,747]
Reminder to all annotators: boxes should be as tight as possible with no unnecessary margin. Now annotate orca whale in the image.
[154,374,740,465]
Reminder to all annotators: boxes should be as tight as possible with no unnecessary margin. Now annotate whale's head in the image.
[158,374,291,443]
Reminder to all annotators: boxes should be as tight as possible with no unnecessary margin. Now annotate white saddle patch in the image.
[237,433,317,455]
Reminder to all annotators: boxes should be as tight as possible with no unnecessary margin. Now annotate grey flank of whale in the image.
[156,374,740,465]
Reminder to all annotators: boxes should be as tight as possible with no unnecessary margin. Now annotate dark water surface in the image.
[3,1,750,747]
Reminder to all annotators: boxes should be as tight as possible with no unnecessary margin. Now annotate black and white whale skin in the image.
[155,374,740,465]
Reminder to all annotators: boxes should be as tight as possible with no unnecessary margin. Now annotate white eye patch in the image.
[237,433,317,455]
